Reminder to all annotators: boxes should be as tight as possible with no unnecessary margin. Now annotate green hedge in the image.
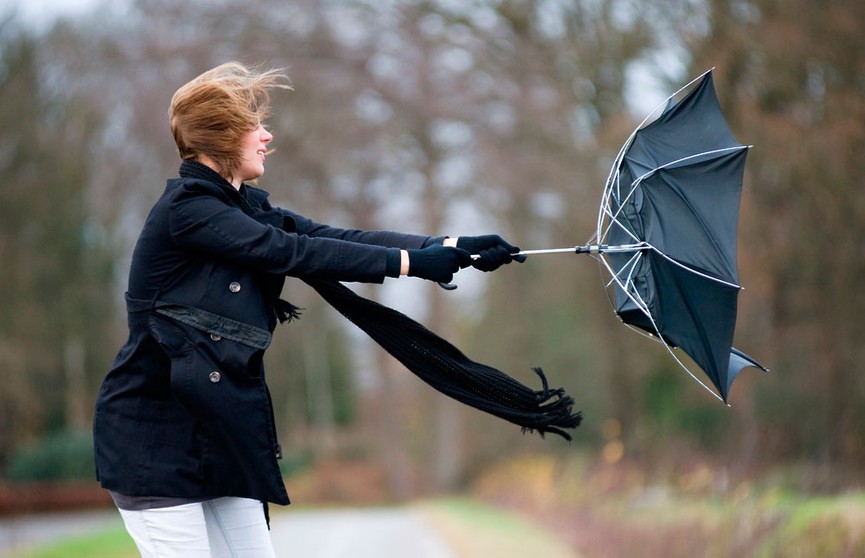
[5,430,95,483]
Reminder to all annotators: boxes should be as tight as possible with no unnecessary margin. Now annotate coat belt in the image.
[125,293,272,350]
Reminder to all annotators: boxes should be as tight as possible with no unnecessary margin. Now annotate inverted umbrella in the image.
[513,69,767,403]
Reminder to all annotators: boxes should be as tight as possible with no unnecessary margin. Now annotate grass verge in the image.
[417,497,578,558]
[5,526,137,558]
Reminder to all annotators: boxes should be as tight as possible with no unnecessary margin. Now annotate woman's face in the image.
[232,123,273,187]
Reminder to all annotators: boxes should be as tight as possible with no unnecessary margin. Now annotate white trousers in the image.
[117,497,276,558]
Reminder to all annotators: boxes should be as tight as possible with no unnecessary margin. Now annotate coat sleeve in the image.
[280,208,441,250]
[168,184,394,283]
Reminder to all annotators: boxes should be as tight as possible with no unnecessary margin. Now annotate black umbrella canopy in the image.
[447,70,766,403]
[602,71,767,402]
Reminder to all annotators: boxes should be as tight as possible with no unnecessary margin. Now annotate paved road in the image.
[0,509,120,555]
[270,507,457,557]
[0,506,457,557]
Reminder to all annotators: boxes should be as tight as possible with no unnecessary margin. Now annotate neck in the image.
[195,156,240,190]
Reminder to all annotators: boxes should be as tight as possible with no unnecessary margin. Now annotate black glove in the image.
[456,234,526,272]
[407,245,472,283]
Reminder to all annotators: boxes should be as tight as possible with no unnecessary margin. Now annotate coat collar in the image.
[178,159,275,219]
[179,159,235,191]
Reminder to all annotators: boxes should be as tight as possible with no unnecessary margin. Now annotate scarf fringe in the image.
[275,298,304,323]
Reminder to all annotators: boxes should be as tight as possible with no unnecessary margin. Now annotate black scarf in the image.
[306,278,582,440]
[181,161,581,440]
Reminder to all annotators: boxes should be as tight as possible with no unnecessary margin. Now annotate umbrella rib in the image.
[595,172,620,243]
[600,176,643,246]
[601,161,743,288]
[591,68,748,404]
[598,250,726,403]
[633,146,749,183]
[603,250,642,290]
[598,148,747,250]
[596,173,633,244]
[596,68,716,246]
[660,341,727,403]
[633,68,716,133]
[607,217,641,246]
[611,146,748,286]
[650,245,742,290]
[598,254,648,316]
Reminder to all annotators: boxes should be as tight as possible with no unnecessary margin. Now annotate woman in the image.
[92,62,523,557]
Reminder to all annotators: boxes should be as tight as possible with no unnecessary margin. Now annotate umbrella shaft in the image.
[508,243,649,257]
[517,247,594,256]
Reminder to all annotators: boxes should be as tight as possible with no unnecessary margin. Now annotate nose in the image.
[260,126,273,144]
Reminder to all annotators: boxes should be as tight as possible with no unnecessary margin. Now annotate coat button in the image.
[229,281,242,293]
[210,333,222,341]
[209,371,222,383]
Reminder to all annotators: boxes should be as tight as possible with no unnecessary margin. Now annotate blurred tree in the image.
[0,19,115,468]
[9,0,862,493]
[688,0,865,467]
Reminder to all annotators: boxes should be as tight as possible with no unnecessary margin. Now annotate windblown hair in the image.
[169,62,291,179]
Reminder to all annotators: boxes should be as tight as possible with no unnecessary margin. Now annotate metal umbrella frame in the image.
[512,68,766,403]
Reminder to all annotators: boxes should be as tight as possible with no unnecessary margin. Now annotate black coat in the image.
[93,161,432,505]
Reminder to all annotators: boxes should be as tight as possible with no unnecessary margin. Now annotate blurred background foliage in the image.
[0,0,863,497]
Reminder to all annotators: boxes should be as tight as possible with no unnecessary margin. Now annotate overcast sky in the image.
[3,0,675,118]
[5,0,99,29]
